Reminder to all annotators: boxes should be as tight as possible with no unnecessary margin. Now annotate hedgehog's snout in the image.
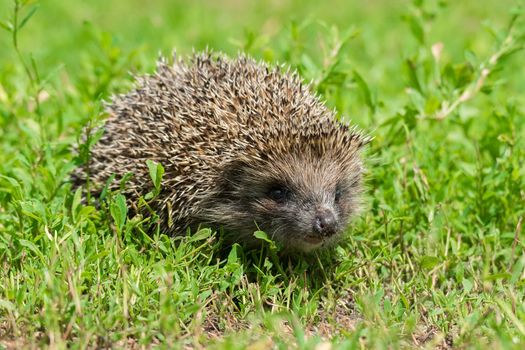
[312,208,337,237]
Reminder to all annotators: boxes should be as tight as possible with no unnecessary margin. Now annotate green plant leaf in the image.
[110,194,127,232]
[147,160,164,192]
[420,256,440,270]
[18,5,39,30]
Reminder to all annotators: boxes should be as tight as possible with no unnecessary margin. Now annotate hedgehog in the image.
[74,52,369,252]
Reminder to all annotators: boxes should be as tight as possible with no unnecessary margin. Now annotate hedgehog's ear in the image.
[218,160,250,193]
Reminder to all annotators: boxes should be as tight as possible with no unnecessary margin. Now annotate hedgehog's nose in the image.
[312,209,337,237]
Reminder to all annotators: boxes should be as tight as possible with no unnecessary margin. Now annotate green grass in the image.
[1,0,525,348]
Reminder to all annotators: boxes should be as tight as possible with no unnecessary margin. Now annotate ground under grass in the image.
[1,0,525,348]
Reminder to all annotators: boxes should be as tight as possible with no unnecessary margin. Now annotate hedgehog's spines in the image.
[80,50,368,251]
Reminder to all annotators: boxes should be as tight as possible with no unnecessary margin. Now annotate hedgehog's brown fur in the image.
[74,51,369,252]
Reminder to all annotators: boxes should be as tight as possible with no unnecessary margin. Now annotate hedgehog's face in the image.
[214,152,363,252]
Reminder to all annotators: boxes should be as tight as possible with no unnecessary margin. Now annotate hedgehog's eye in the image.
[334,185,343,202]
[268,185,290,203]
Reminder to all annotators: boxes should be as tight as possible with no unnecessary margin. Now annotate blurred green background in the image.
[1,0,521,102]
[0,0,516,59]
